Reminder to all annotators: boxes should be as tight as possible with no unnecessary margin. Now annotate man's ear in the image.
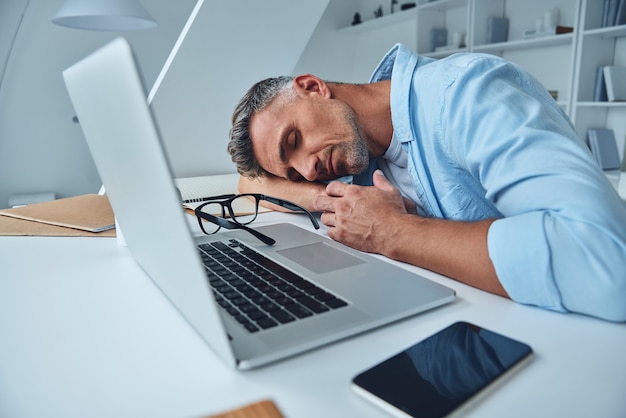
[293,74,330,98]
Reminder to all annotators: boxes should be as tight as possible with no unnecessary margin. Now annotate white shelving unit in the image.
[571,0,626,153]
[415,0,579,111]
[338,0,626,157]
[416,0,470,58]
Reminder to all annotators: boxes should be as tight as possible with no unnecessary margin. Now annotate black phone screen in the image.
[352,322,533,418]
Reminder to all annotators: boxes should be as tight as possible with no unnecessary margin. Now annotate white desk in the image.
[1,211,625,418]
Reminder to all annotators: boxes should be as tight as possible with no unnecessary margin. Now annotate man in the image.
[227,44,626,322]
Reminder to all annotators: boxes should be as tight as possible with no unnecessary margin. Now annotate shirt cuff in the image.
[487,213,566,312]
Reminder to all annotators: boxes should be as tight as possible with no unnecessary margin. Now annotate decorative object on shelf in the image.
[603,65,626,102]
[391,0,398,14]
[544,7,559,31]
[401,2,416,10]
[522,7,572,39]
[602,0,626,27]
[588,128,621,170]
[548,90,558,101]
[555,25,574,34]
[486,17,509,44]
[452,31,466,48]
[352,12,362,26]
[374,5,383,18]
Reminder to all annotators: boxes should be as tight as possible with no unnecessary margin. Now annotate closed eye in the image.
[280,130,297,164]
[288,130,299,151]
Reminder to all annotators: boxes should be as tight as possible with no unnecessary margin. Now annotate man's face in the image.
[249,90,369,182]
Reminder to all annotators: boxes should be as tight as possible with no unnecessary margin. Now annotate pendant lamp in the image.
[52,0,157,31]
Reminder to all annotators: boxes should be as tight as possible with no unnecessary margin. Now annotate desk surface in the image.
[1,212,625,418]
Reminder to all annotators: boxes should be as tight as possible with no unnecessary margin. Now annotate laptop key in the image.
[284,303,313,318]
[259,302,280,312]
[243,323,259,333]
[271,309,296,324]
[297,296,330,313]
[256,318,278,329]
[248,311,269,321]
[325,298,348,309]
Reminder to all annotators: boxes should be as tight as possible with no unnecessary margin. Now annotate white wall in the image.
[0,0,196,208]
[0,0,330,208]
[150,0,330,178]
[292,0,360,82]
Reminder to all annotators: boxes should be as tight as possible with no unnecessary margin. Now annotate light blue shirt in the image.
[366,44,626,321]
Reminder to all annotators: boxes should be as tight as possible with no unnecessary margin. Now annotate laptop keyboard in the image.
[197,239,348,333]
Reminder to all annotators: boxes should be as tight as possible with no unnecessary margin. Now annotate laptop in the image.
[62,38,455,370]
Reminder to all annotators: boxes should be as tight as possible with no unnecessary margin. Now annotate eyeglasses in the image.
[194,193,319,245]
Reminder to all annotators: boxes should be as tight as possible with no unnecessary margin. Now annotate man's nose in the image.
[297,155,320,182]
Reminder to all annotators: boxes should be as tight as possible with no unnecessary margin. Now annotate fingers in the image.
[372,169,395,192]
[313,181,346,212]
[313,194,334,212]
[319,211,336,227]
[324,180,348,197]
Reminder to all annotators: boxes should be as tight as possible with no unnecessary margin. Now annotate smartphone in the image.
[352,322,533,418]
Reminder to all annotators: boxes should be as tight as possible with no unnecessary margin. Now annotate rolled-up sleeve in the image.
[446,55,626,321]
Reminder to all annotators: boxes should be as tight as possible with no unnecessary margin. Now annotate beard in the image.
[331,105,370,177]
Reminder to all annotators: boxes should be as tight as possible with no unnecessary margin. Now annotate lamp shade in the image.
[52,0,157,31]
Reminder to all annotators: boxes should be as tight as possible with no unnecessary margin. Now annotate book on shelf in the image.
[486,17,508,44]
[588,128,621,170]
[603,65,626,102]
[175,172,270,216]
[618,0,626,25]
[430,28,447,52]
[594,66,609,102]
[603,0,626,27]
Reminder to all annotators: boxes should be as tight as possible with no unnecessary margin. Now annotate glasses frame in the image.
[194,193,319,245]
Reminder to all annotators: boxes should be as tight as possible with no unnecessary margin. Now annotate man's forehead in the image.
[249,106,286,171]
[250,106,281,141]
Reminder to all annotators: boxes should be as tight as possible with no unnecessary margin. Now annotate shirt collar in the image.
[369,44,420,145]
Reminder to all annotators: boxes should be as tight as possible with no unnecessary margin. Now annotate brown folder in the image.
[0,194,116,237]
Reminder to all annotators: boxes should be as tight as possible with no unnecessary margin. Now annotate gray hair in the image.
[227,76,294,178]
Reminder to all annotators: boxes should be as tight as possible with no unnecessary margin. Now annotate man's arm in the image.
[314,170,508,297]
[238,174,326,212]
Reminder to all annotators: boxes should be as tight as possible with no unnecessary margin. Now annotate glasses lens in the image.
[196,202,224,234]
[229,195,259,225]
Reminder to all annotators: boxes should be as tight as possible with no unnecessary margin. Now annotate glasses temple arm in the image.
[196,211,276,245]
[262,196,320,229]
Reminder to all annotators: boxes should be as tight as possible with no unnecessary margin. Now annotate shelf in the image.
[473,33,574,54]
[339,8,416,33]
[417,0,468,12]
[583,25,626,39]
[576,101,626,108]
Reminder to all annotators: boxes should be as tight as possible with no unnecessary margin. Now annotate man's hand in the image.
[313,170,410,254]
[314,170,508,298]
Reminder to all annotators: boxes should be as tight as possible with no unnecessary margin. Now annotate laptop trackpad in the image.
[277,242,365,274]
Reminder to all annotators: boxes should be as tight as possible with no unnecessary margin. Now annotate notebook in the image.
[62,38,455,370]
